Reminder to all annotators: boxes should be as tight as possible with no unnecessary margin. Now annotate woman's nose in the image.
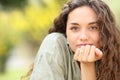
[79,30,88,41]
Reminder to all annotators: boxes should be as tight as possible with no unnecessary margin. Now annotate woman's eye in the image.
[70,27,79,31]
[89,26,98,30]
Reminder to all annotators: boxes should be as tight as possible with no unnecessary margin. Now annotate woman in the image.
[22,0,120,80]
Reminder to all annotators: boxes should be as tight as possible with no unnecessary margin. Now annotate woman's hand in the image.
[74,45,103,80]
[74,45,103,63]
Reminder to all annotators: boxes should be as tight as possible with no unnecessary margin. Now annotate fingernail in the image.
[96,48,103,55]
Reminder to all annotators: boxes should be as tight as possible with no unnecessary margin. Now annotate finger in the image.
[82,45,90,62]
[74,48,80,60]
[77,49,82,61]
[95,48,103,60]
[79,46,85,54]
[88,45,96,62]
[78,46,85,62]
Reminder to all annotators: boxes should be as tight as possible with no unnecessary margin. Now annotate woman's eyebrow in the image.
[68,21,98,25]
[70,22,79,25]
[88,21,98,25]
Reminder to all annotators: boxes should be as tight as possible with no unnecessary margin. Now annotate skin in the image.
[66,6,103,80]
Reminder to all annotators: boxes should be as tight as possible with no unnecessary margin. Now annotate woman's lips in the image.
[76,44,93,47]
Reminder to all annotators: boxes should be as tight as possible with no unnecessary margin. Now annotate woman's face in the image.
[66,6,100,52]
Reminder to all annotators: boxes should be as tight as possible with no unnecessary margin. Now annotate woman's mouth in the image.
[76,44,93,47]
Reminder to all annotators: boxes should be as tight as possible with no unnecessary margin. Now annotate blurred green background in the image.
[0,0,120,80]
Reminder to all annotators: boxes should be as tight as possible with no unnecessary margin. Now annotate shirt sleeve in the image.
[30,33,66,80]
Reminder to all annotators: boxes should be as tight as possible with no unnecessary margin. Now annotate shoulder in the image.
[45,32,66,40]
[42,32,66,45]
[38,32,67,54]
[35,32,68,63]
[31,34,68,80]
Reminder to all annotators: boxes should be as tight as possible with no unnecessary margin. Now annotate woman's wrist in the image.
[80,62,96,80]
[81,62,95,66]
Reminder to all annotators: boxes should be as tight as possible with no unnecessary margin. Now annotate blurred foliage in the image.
[105,0,120,26]
[0,0,28,9]
[0,69,26,80]
[0,0,67,73]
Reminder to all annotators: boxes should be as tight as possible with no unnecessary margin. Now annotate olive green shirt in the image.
[30,33,81,80]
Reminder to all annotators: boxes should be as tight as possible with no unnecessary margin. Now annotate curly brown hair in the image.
[49,0,120,80]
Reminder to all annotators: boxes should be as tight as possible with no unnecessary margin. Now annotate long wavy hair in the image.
[49,0,120,80]
[21,0,120,80]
